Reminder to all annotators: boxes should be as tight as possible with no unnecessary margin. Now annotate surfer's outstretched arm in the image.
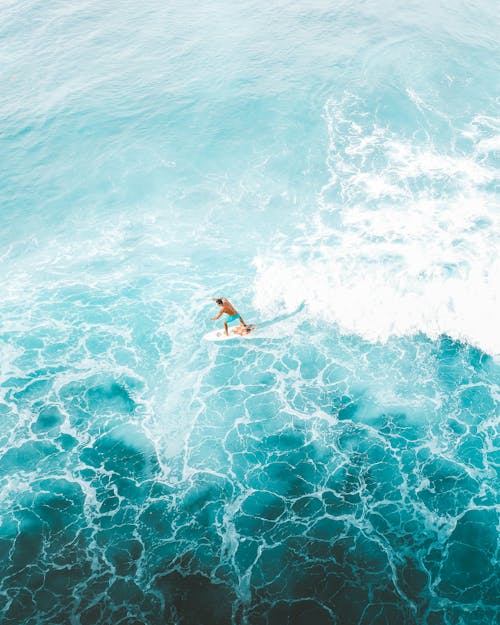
[211,310,223,320]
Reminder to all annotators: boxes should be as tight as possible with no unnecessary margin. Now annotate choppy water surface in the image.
[1,1,499,624]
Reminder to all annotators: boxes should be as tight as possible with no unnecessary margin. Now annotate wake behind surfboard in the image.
[204,324,258,342]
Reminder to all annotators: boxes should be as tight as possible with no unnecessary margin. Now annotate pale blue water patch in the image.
[1,1,499,624]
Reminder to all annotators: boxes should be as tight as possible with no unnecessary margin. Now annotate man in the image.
[211,297,248,336]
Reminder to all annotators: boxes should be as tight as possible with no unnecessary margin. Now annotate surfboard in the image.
[204,324,258,342]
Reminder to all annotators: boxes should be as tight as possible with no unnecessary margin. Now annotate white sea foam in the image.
[253,96,500,355]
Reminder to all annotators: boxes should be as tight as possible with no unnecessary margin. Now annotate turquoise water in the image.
[1,1,499,624]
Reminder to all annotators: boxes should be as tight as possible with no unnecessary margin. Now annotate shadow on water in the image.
[255,303,305,330]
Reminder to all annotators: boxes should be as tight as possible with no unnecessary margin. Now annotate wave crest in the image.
[254,95,500,354]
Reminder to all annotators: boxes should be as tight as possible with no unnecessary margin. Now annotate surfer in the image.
[211,298,248,336]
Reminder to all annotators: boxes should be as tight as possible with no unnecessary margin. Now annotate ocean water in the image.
[0,1,499,624]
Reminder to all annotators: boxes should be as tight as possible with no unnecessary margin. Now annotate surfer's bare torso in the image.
[212,298,238,318]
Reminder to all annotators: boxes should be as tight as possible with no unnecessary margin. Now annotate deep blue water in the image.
[0,1,499,624]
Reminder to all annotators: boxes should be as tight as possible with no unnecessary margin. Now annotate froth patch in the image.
[253,95,500,355]
[253,249,499,355]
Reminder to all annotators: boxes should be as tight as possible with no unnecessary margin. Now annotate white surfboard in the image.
[204,324,258,342]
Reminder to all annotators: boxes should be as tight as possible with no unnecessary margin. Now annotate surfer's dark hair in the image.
[215,298,223,305]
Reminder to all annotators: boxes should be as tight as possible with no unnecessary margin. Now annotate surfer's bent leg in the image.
[239,316,247,326]
[224,321,229,336]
